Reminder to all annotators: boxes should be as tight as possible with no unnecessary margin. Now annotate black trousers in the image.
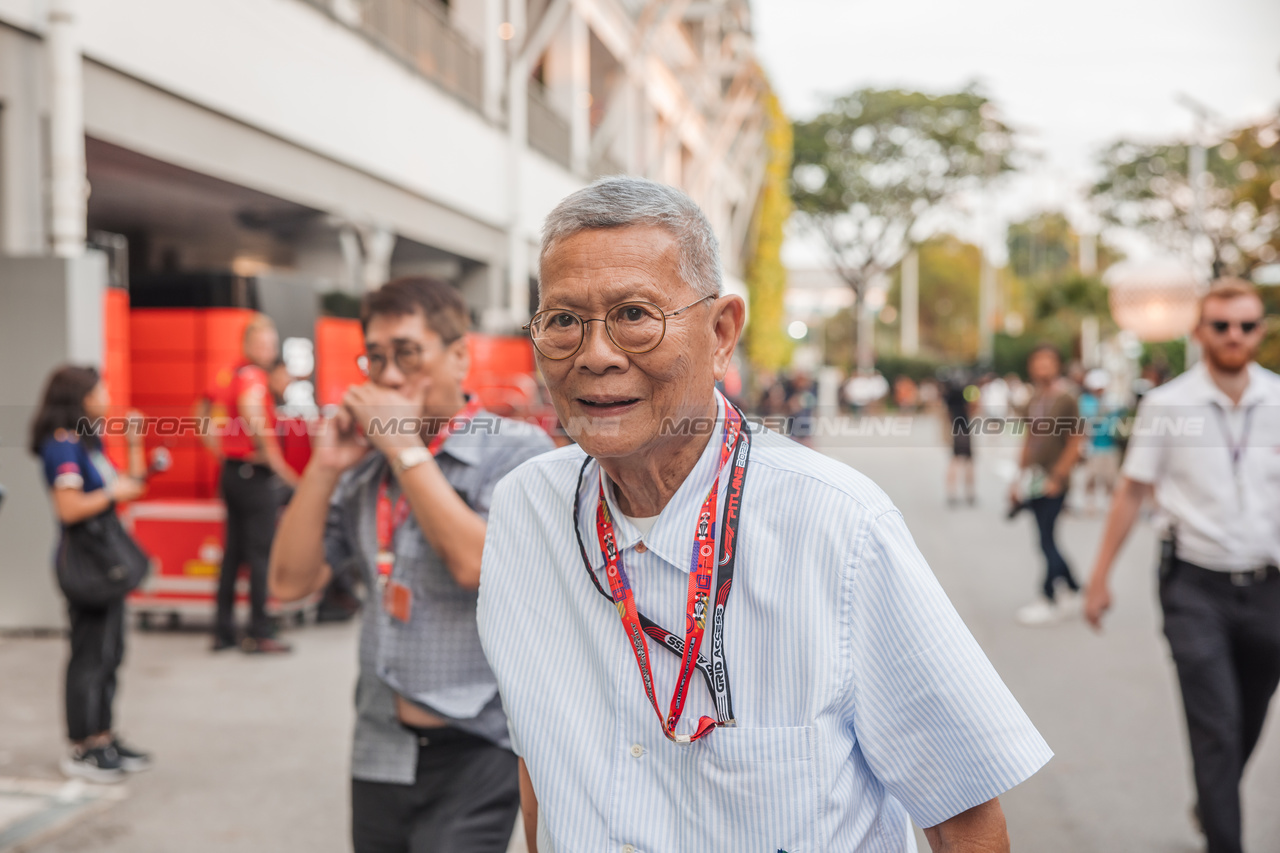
[216,461,280,642]
[1029,493,1078,600]
[65,598,125,742]
[1161,562,1280,853]
[351,727,520,853]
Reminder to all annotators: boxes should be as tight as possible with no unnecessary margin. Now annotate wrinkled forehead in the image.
[538,226,689,310]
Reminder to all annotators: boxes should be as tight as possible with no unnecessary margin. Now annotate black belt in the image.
[399,723,489,749]
[1175,559,1280,587]
[224,458,271,473]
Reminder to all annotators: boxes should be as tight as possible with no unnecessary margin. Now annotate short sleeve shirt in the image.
[1026,384,1079,470]
[217,363,275,461]
[40,435,116,496]
[323,410,554,784]
[478,398,1052,852]
[1121,362,1280,570]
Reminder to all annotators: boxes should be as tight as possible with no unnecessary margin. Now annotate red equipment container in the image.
[123,500,314,627]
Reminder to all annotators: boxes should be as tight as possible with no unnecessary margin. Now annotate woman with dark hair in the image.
[29,365,152,783]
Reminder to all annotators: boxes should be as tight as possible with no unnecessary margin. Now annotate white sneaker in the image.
[1015,598,1060,626]
[1055,589,1082,619]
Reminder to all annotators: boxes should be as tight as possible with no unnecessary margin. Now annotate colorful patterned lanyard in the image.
[576,397,751,743]
[375,397,483,586]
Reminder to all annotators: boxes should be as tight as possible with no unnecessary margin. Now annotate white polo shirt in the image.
[1122,361,1280,570]
[478,398,1051,852]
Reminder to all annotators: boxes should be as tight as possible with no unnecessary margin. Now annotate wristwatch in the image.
[393,446,433,476]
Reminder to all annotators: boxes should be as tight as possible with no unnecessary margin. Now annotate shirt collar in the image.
[1188,361,1272,409]
[435,407,490,467]
[580,394,728,574]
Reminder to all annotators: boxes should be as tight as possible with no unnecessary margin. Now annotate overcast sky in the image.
[750,0,1280,265]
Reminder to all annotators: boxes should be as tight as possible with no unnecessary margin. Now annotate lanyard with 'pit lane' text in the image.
[573,395,751,743]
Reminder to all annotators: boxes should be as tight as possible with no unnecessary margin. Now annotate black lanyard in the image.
[572,403,752,727]
[1210,401,1258,507]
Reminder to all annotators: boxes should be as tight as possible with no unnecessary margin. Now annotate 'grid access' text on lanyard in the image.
[582,397,751,744]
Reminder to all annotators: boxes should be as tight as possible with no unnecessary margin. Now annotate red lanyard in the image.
[589,399,748,743]
[374,397,483,583]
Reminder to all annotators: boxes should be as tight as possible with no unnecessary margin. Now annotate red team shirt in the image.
[209,363,276,462]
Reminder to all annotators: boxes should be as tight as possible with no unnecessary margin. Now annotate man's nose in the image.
[377,361,407,388]
[575,319,628,370]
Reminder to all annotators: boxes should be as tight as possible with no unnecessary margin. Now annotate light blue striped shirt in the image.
[478,398,1051,851]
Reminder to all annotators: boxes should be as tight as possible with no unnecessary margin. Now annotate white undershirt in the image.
[623,513,659,537]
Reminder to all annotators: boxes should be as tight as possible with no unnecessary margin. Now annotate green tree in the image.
[884,234,982,361]
[1003,211,1117,360]
[791,87,1017,368]
[1091,113,1280,277]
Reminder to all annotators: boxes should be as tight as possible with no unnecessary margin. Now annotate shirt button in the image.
[629,743,644,758]
[635,542,648,553]
[622,845,636,853]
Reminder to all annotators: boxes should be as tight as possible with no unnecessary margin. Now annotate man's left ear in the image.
[449,335,471,383]
[711,295,746,381]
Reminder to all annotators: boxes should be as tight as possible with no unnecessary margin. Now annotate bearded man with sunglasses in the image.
[269,277,553,853]
[476,178,1051,853]
[1086,278,1280,853]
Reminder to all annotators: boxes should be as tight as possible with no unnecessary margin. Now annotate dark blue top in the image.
[39,435,114,495]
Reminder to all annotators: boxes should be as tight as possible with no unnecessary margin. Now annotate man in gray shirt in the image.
[270,277,553,852]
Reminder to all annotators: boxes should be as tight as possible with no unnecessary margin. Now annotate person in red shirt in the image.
[213,314,299,653]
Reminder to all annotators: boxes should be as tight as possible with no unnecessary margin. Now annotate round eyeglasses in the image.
[523,296,715,360]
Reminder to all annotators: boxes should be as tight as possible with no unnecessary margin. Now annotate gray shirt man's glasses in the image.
[524,296,714,360]
[357,346,424,378]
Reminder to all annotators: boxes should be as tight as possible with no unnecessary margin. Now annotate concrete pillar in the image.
[568,9,590,175]
[1079,231,1097,276]
[0,253,107,629]
[856,296,874,374]
[505,0,529,331]
[482,0,504,122]
[620,77,639,173]
[978,253,996,365]
[1081,315,1099,368]
[0,30,48,255]
[47,0,86,258]
[901,249,919,356]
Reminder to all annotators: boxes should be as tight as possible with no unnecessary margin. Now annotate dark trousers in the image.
[216,461,280,642]
[65,598,125,742]
[1029,493,1078,600]
[1161,563,1280,853]
[352,727,520,853]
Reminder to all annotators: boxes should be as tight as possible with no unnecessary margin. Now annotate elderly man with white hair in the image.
[477,177,1051,852]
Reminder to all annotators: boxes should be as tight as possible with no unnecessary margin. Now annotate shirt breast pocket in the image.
[686,725,819,851]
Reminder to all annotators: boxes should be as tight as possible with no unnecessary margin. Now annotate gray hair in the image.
[538,176,722,299]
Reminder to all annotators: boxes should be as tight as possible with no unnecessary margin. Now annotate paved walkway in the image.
[1,416,1276,852]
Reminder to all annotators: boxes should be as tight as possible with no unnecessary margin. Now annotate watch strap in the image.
[393,446,432,476]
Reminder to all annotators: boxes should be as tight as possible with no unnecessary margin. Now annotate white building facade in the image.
[0,0,768,626]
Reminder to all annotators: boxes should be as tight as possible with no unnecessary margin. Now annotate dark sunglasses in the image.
[1206,319,1264,335]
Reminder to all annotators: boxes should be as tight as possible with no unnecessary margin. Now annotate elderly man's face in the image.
[537,226,740,462]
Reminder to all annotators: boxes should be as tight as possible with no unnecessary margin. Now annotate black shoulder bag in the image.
[56,507,151,609]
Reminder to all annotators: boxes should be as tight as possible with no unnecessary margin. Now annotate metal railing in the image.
[307,0,483,111]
